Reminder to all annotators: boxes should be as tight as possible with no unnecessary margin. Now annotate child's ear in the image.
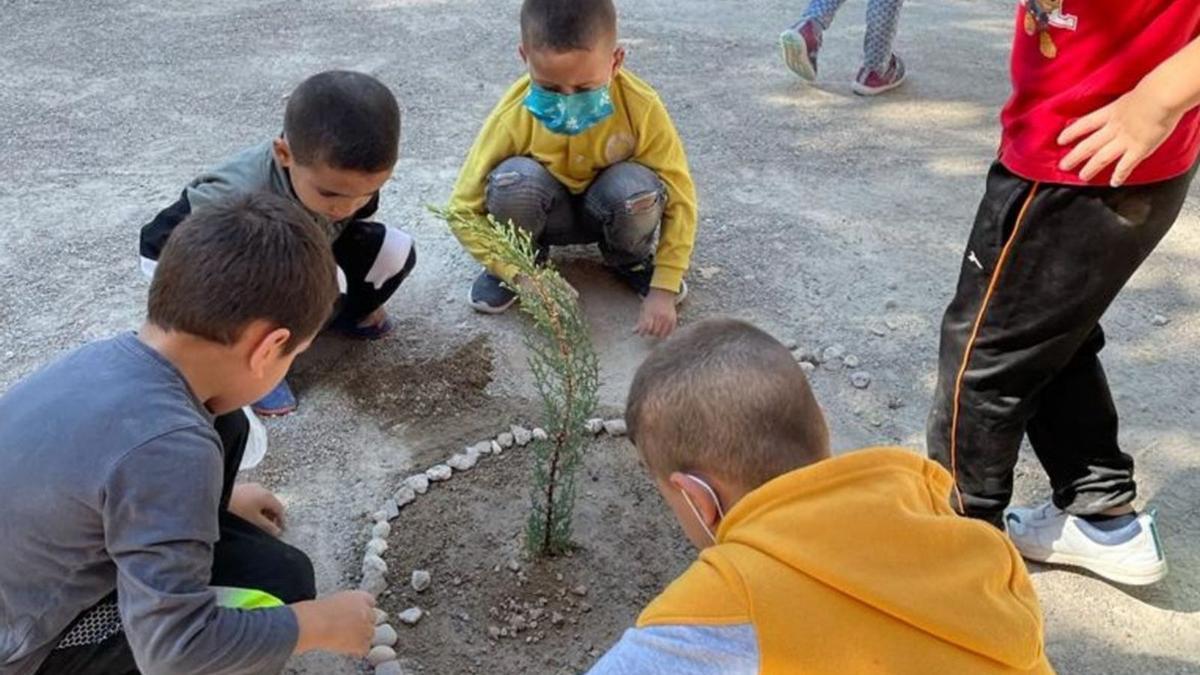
[272,137,293,169]
[613,45,626,73]
[248,326,292,378]
[667,472,720,528]
[518,43,528,65]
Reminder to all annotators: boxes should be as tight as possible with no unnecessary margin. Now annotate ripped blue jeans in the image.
[485,156,665,269]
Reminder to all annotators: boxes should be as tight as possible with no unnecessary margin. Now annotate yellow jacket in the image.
[639,448,1055,674]
[448,69,698,292]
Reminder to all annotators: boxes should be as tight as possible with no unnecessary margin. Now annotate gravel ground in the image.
[1,0,1197,673]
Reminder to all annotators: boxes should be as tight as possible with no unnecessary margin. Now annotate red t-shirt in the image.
[1000,0,1200,186]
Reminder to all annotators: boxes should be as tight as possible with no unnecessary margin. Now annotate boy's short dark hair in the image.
[284,70,401,173]
[520,0,617,51]
[148,192,339,353]
[626,318,831,489]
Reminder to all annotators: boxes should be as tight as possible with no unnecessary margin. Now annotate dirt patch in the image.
[381,435,694,674]
[292,326,496,428]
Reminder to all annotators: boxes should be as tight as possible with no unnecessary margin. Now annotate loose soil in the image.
[381,435,694,675]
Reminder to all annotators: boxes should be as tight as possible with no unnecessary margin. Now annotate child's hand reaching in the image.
[229,483,286,536]
[1057,85,1185,187]
[636,288,679,339]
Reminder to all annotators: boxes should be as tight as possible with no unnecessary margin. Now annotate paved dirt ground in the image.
[1,0,1197,673]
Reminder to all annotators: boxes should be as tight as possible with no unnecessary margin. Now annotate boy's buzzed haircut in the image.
[284,70,401,173]
[626,318,830,488]
[520,0,617,52]
[149,192,339,352]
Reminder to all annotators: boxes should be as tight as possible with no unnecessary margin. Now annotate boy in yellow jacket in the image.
[448,0,697,338]
[590,318,1054,674]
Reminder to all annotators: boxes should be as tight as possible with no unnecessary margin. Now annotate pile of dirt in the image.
[381,435,694,674]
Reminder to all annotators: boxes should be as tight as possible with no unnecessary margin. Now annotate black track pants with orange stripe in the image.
[927,161,1197,528]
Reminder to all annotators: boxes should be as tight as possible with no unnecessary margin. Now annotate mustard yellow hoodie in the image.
[636,448,1054,674]
[448,69,698,293]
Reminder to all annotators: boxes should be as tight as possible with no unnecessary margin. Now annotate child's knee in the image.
[486,157,555,205]
[592,162,666,224]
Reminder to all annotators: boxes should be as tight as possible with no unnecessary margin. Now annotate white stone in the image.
[799,361,816,375]
[1151,314,1170,327]
[373,608,388,625]
[497,431,515,448]
[491,440,503,455]
[393,485,416,508]
[447,453,477,471]
[363,554,388,575]
[602,419,627,437]
[365,538,388,557]
[371,521,391,539]
[404,474,430,494]
[850,371,873,389]
[371,510,389,523]
[822,344,846,362]
[372,623,398,647]
[843,355,861,369]
[367,645,397,666]
[426,464,452,482]
[382,498,400,521]
[468,440,492,458]
[397,607,424,626]
[411,569,432,592]
[360,570,387,595]
[584,418,604,435]
[375,662,404,675]
[511,425,533,446]
[532,428,549,441]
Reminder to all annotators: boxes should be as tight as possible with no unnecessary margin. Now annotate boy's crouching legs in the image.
[330,221,417,334]
[485,156,572,242]
[583,162,665,268]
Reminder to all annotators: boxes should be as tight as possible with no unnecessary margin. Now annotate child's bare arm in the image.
[1058,35,1200,186]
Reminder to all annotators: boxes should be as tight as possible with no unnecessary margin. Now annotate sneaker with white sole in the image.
[780,20,822,82]
[1004,502,1167,586]
[852,54,907,96]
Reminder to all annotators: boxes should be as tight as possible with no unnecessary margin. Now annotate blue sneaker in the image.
[469,270,517,314]
[252,379,297,417]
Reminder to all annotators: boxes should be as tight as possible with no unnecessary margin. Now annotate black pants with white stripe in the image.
[927,161,1196,528]
[36,414,315,675]
[331,220,417,326]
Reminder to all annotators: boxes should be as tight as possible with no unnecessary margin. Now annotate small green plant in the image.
[430,207,599,557]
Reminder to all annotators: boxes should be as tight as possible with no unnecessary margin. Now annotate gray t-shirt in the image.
[0,333,298,675]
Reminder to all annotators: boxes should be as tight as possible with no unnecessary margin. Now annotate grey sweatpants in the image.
[485,157,666,269]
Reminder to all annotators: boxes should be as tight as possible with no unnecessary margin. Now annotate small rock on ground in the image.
[1151,314,1170,326]
[497,431,515,448]
[411,569,431,592]
[363,554,388,575]
[373,608,388,625]
[371,521,391,539]
[360,570,387,596]
[381,498,400,521]
[447,453,477,471]
[469,440,493,457]
[404,474,430,494]
[799,361,816,375]
[511,425,532,446]
[850,371,873,389]
[373,623,398,647]
[602,419,627,437]
[491,440,503,455]
[375,662,404,675]
[368,645,397,666]
[571,584,588,597]
[532,428,548,441]
[843,355,860,369]
[393,485,417,508]
[398,607,424,626]
[426,464,452,482]
[584,418,604,434]
[365,538,388,556]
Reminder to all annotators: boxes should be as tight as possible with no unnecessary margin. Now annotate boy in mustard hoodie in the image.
[448,0,698,339]
[590,318,1054,674]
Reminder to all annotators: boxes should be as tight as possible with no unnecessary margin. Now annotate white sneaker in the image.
[1004,502,1167,586]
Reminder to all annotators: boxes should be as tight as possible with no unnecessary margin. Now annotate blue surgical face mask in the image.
[524,83,614,136]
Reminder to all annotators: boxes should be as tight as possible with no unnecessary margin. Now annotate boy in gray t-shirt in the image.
[1,194,377,675]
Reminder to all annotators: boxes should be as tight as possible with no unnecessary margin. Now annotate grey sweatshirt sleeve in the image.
[103,426,298,675]
[587,624,759,675]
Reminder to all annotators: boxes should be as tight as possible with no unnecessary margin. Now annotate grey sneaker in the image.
[469,270,517,314]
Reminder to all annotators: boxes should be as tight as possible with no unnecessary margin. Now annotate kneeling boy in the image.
[140,70,417,416]
[591,319,1053,674]
[449,0,698,338]
[1,194,376,675]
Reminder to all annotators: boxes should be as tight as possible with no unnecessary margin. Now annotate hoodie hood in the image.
[715,447,1048,671]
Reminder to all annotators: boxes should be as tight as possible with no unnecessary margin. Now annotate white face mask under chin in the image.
[680,474,726,545]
